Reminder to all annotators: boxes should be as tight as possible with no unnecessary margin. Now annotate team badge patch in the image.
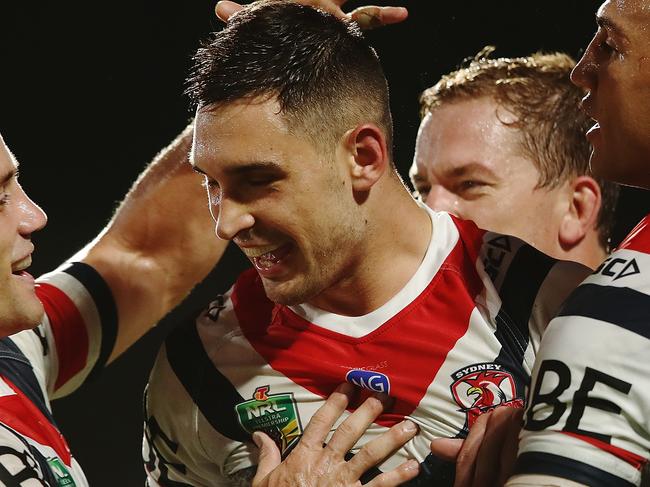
[47,457,76,486]
[235,385,303,455]
[451,362,523,429]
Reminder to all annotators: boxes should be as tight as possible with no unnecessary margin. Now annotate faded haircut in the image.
[420,48,619,250]
[186,0,393,159]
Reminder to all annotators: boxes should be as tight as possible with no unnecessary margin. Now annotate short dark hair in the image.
[187,0,393,156]
[420,48,619,250]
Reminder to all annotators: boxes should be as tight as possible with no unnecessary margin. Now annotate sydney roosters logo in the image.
[451,363,523,429]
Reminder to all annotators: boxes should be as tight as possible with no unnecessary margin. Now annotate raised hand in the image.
[214,0,408,30]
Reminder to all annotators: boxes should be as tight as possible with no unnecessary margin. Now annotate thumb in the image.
[251,431,281,486]
[215,1,244,23]
[429,438,464,462]
[349,6,408,30]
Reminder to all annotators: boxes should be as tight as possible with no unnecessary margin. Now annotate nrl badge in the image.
[236,385,303,455]
[47,457,76,486]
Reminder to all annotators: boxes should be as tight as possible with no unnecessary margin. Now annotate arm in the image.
[74,124,226,362]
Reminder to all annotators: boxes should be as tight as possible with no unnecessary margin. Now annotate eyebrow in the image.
[192,161,285,178]
[0,165,18,186]
[597,15,629,42]
[443,162,499,180]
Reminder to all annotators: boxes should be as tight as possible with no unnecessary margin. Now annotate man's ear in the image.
[559,176,602,249]
[342,124,389,192]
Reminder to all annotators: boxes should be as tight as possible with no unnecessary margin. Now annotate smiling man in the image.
[0,126,230,485]
[410,51,619,270]
[142,2,593,486]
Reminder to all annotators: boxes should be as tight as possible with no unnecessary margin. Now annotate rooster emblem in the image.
[451,364,523,430]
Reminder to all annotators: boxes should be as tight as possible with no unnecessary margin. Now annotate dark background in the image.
[1,1,648,484]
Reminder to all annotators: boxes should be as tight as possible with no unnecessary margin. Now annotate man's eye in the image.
[202,177,222,206]
[598,39,616,53]
[247,177,274,187]
[457,180,485,192]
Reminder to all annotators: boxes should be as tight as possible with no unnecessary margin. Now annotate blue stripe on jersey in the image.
[63,262,117,380]
[0,338,56,427]
[494,244,556,363]
[559,283,650,340]
[165,320,250,443]
[514,451,636,487]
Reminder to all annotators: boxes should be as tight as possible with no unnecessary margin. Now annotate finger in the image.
[215,0,244,23]
[349,6,408,30]
[295,0,346,19]
[325,393,389,455]
[454,411,490,487]
[471,408,517,487]
[497,408,524,487]
[300,383,354,448]
[365,459,420,487]
[429,438,464,462]
[347,419,419,477]
[251,431,281,487]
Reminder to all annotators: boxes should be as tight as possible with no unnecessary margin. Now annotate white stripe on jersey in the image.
[519,430,641,485]
[525,316,650,473]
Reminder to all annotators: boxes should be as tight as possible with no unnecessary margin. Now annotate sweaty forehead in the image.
[600,0,650,36]
[192,101,290,161]
[0,136,19,175]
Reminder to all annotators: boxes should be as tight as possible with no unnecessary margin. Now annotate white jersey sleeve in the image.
[22,261,118,399]
[513,215,650,487]
[0,261,117,487]
[143,286,257,487]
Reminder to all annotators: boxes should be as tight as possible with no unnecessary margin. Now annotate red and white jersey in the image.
[514,214,650,487]
[0,262,116,486]
[143,208,589,486]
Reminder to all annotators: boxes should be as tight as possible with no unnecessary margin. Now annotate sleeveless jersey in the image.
[143,209,590,486]
[514,214,650,487]
[0,262,116,486]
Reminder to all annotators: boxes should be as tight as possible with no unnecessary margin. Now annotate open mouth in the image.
[241,243,292,274]
[11,256,33,279]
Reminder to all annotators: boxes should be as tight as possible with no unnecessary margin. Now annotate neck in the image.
[559,230,608,270]
[309,183,432,316]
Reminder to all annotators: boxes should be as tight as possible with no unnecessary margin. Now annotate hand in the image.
[215,0,408,30]
[429,406,523,487]
[252,383,420,487]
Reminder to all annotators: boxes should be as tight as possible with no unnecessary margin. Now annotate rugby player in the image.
[505,0,650,485]
[411,51,619,270]
[142,3,592,485]
[0,126,227,484]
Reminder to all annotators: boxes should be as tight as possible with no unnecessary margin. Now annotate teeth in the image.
[241,245,281,258]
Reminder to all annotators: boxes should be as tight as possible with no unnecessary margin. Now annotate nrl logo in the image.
[450,362,523,429]
[235,385,303,455]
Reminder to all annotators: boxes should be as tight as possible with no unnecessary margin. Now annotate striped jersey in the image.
[0,262,116,486]
[514,214,650,487]
[143,208,589,486]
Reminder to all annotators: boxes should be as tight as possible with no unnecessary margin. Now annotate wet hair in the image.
[186,0,393,157]
[420,48,619,250]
